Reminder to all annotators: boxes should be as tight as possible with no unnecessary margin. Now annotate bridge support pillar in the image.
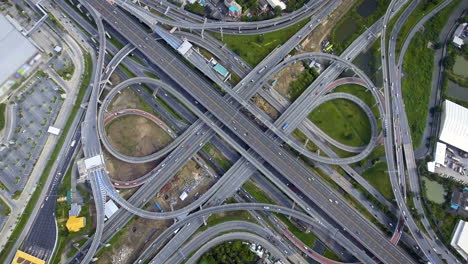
[289,201,296,220]
[152,87,159,97]
[305,225,311,233]
[220,27,223,41]
[201,17,207,39]
[202,215,207,226]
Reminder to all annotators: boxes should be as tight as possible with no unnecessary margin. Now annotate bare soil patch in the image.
[252,95,279,119]
[104,150,159,182]
[149,159,216,212]
[269,0,358,99]
[97,217,171,264]
[106,115,172,157]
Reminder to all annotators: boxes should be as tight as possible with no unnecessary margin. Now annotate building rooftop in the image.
[434,142,447,165]
[213,63,229,77]
[439,100,468,153]
[105,199,119,219]
[451,220,468,260]
[0,14,37,86]
[11,250,45,264]
[66,216,86,232]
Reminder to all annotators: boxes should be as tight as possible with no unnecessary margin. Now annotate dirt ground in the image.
[107,88,145,113]
[149,159,216,212]
[97,217,172,264]
[104,150,159,182]
[252,95,279,120]
[269,0,358,99]
[106,115,172,157]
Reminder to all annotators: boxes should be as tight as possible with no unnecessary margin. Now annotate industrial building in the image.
[452,23,467,48]
[0,14,38,87]
[451,220,468,260]
[439,100,468,153]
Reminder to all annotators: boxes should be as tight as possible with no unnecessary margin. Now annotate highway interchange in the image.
[7,0,465,263]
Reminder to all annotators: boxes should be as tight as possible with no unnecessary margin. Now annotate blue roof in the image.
[229,5,240,12]
[464,187,468,191]
[213,64,229,77]
[451,203,460,210]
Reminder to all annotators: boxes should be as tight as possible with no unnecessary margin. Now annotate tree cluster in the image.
[198,241,259,264]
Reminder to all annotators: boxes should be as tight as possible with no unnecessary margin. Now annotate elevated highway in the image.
[85,1,416,262]
[114,0,331,34]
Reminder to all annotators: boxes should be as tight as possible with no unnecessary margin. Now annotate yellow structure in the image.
[66,216,85,232]
[11,250,45,264]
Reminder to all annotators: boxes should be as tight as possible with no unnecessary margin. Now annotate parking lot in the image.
[0,74,63,197]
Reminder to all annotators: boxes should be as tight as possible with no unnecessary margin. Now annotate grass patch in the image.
[211,19,308,66]
[0,197,11,216]
[323,249,342,261]
[0,52,92,263]
[308,98,371,147]
[144,71,159,79]
[0,103,6,131]
[395,0,445,55]
[118,64,136,78]
[57,62,75,81]
[401,0,462,147]
[202,142,232,171]
[243,180,317,247]
[361,161,394,200]
[330,0,390,55]
[289,64,319,101]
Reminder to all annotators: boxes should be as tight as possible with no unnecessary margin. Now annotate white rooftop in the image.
[266,0,286,10]
[427,161,436,173]
[453,36,464,47]
[434,142,446,166]
[439,100,468,153]
[0,14,37,85]
[104,199,119,219]
[177,40,193,56]
[47,126,61,135]
[451,220,468,260]
[84,155,104,170]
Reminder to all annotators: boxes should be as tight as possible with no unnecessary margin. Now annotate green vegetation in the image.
[0,53,92,263]
[418,160,468,246]
[47,12,65,31]
[199,211,256,233]
[107,35,124,50]
[118,64,137,78]
[185,2,207,16]
[395,0,445,55]
[144,71,159,79]
[289,63,318,101]
[198,240,259,264]
[308,98,371,147]
[243,181,317,247]
[0,103,6,131]
[0,197,11,216]
[292,129,321,153]
[57,63,75,81]
[401,0,462,147]
[202,143,232,171]
[323,249,342,261]
[361,161,394,200]
[212,19,308,66]
[330,0,390,54]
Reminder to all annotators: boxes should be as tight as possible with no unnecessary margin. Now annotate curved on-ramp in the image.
[98,79,198,163]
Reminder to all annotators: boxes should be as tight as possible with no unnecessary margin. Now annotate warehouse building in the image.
[451,220,468,260]
[439,100,468,153]
[0,14,38,87]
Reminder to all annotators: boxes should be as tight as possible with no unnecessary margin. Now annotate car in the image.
[297,35,302,39]
[329,199,333,203]
[308,177,312,181]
